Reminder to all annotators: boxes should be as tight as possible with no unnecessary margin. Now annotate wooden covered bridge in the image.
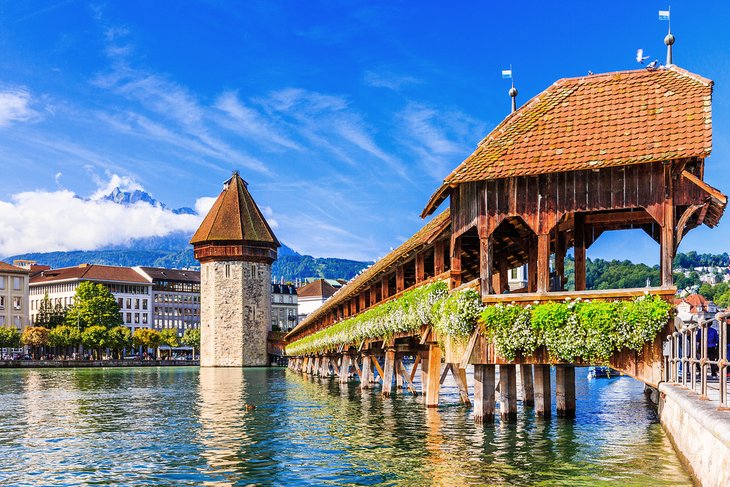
[284,66,726,422]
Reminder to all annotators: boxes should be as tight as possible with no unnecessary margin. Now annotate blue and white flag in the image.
[501,69,512,79]
[659,9,670,20]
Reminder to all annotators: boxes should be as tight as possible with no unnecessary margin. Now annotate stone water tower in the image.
[190,171,280,366]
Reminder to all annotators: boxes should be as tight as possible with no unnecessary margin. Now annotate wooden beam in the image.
[381,276,389,300]
[555,231,566,291]
[556,365,576,418]
[533,364,551,418]
[536,234,550,293]
[369,286,378,308]
[584,211,653,225]
[519,364,534,407]
[415,252,426,283]
[450,237,462,289]
[474,364,495,423]
[339,354,350,384]
[409,354,421,384]
[397,360,418,396]
[382,348,396,397]
[479,236,494,297]
[527,237,537,292]
[396,265,405,293]
[499,365,518,421]
[361,354,372,389]
[420,350,429,395]
[434,240,445,274]
[574,213,586,291]
[426,344,442,407]
[373,356,385,383]
[453,365,471,405]
[661,163,675,287]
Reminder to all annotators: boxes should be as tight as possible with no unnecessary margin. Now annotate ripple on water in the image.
[0,366,691,486]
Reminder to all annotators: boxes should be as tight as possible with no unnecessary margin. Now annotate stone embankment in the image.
[0,360,199,368]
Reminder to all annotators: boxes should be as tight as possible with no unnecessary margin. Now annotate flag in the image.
[501,69,512,79]
[659,10,670,20]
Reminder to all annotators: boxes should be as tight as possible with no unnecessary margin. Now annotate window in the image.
[0,277,5,290]
[142,314,148,324]
[126,313,132,323]
[126,298,132,309]
[118,298,123,308]
[134,313,140,324]
[510,268,518,280]
[0,296,4,309]
[13,315,21,326]
[13,297,21,310]
[225,264,231,278]
[13,277,21,291]
[0,316,4,326]
[134,299,140,310]
[142,299,148,310]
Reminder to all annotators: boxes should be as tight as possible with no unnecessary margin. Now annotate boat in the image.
[587,366,614,379]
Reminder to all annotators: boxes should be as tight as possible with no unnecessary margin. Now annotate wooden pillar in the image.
[416,252,425,283]
[479,236,494,296]
[527,237,537,292]
[426,344,442,407]
[381,276,389,300]
[555,231,566,291]
[434,240,445,275]
[519,364,535,407]
[498,255,508,294]
[382,348,396,397]
[339,354,350,384]
[661,165,675,287]
[396,265,405,293]
[420,350,430,395]
[369,286,377,307]
[313,357,321,377]
[574,213,586,291]
[396,354,404,389]
[474,364,495,423]
[450,236,462,289]
[499,364,518,421]
[536,234,550,293]
[556,365,576,418]
[454,365,471,405]
[533,364,551,418]
[359,292,366,312]
[361,354,372,390]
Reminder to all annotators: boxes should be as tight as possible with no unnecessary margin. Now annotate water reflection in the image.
[0,367,693,486]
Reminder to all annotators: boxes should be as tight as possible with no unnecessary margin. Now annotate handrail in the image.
[482,286,676,305]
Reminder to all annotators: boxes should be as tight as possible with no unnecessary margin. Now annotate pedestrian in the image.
[708,324,719,379]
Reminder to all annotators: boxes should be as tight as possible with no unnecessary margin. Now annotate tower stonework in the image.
[191,172,279,367]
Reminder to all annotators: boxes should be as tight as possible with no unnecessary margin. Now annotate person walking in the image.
[708,324,719,379]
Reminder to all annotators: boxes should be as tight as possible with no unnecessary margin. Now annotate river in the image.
[0,366,691,486]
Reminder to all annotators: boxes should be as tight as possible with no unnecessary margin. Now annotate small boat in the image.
[587,366,613,379]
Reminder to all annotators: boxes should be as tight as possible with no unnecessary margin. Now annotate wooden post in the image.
[369,286,377,307]
[434,240,445,274]
[396,355,404,390]
[527,237,537,292]
[499,365,518,421]
[474,364,495,422]
[533,364,551,418]
[479,236,494,297]
[450,236,462,289]
[359,292,366,312]
[361,354,372,389]
[420,350,430,395]
[416,252,425,283]
[381,276,389,300]
[453,365,471,405]
[426,344,442,407]
[313,357,321,377]
[574,213,586,291]
[661,164,675,287]
[537,234,550,293]
[498,254,509,294]
[519,364,535,407]
[339,354,350,383]
[382,348,396,397]
[555,231,566,291]
[396,265,405,293]
[556,365,576,418]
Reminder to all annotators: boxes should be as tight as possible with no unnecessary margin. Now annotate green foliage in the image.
[48,325,81,348]
[286,282,452,356]
[106,326,131,354]
[36,293,67,328]
[715,291,730,308]
[479,294,671,364]
[432,289,482,340]
[159,329,179,348]
[674,251,729,269]
[65,282,122,329]
[182,328,200,348]
[133,328,161,349]
[21,326,50,348]
[81,325,108,351]
[0,327,21,349]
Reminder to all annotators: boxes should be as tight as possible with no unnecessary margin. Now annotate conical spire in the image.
[191,171,280,247]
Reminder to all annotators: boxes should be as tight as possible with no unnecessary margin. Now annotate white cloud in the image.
[0,174,208,256]
[89,173,143,200]
[363,70,420,90]
[261,206,279,229]
[0,89,38,127]
[194,196,217,216]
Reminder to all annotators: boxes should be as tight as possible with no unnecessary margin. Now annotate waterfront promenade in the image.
[0,359,199,368]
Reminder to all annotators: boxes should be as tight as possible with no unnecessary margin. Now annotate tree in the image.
[36,293,68,328]
[133,328,161,359]
[21,327,50,359]
[48,325,81,358]
[0,327,21,357]
[182,328,201,360]
[715,291,730,309]
[106,326,131,359]
[81,325,108,359]
[66,282,122,330]
[158,329,179,359]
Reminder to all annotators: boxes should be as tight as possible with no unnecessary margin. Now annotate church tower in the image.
[191,171,280,367]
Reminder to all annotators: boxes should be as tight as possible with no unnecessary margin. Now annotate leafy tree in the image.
[106,326,131,359]
[48,325,81,358]
[36,293,67,328]
[715,291,730,309]
[133,328,161,359]
[81,325,108,359]
[65,282,122,330]
[21,326,50,359]
[0,327,21,356]
[182,328,201,359]
[159,329,179,359]
[698,283,715,300]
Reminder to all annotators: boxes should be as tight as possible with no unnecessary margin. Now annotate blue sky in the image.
[0,1,728,263]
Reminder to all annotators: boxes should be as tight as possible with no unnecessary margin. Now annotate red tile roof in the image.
[297,279,337,299]
[674,293,714,313]
[0,261,29,274]
[190,172,280,247]
[423,66,713,216]
[29,264,150,285]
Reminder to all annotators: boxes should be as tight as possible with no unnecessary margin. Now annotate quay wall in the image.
[658,383,730,487]
[0,360,199,368]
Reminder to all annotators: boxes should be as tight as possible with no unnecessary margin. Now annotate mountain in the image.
[4,187,368,280]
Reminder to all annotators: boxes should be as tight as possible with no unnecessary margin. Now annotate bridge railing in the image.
[664,311,728,409]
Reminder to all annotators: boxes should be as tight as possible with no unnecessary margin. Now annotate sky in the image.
[0,1,729,263]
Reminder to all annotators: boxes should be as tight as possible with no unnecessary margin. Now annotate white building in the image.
[272,283,298,331]
[674,293,717,324]
[0,261,30,331]
[134,266,200,338]
[297,279,337,318]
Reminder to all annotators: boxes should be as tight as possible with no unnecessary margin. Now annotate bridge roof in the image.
[285,208,450,341]
[191,172,280,247]
[423,66,713,217]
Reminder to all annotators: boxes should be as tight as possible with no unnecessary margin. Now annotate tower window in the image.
[225,264,231,278]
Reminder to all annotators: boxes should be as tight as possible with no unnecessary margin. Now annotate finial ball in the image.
[509,87,518,98]
[664,33,675,46]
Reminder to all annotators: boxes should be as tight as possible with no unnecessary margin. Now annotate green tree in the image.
[0,327,21,357]
[65,282,122,330]
[698,283,714,300]
[106,326,131,359]
[21,326,50,359]
[715,291,730,309]
[81,325,108,359]
[48,325,81,358]
[182,328,201,360]
[159,329,179,359]
[133,328,161,359]
[36,294,68,328]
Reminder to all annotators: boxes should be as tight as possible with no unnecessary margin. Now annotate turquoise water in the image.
[0,367,691,486]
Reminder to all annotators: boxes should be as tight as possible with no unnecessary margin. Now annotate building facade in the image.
[272,283,298,331]
[135,267,201,337]
[0,262,30,331]
[297,279,337,319]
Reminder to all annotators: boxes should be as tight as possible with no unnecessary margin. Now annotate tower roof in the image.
[190,172,280,247]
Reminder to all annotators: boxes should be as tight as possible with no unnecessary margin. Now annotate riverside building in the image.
[134,266,201,337]
[0,261,30,331]
[271,283,298,331]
